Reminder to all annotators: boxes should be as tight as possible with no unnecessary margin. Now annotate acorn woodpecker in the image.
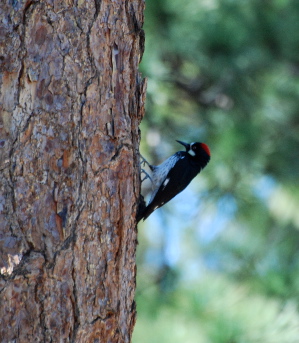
[137,140,211,222]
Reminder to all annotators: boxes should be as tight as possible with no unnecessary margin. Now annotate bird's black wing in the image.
[141,155,202,220]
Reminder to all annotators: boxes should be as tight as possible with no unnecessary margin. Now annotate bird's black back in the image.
[141,151,209,220]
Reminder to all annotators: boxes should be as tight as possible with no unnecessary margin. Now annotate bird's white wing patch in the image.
[162,178,170,189]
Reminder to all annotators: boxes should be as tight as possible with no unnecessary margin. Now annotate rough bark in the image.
[0,1,146,342]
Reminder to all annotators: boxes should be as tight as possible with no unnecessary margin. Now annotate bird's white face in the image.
[188,142,196,156]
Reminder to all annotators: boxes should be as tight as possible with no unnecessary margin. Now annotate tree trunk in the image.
[0,1,146,342]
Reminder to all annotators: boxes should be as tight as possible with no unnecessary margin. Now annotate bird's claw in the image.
[140,154,154,183]
[140,154,152,169]
[141,169,153,183]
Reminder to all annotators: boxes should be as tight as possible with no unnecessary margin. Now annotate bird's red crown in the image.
[200,143,211,156]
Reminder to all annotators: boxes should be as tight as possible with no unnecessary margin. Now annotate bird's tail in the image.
[136,195,147,223]
[136,202,156,223]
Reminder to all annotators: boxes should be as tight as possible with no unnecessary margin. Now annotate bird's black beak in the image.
[176,140,190,151]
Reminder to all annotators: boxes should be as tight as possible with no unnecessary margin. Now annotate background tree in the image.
[134,0,299,342]
[0,1,145,342]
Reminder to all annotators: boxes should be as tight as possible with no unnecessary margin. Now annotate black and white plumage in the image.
[137,140,211,222]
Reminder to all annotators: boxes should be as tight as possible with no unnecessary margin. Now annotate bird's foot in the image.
[141,169,153,183]
[140,154,154,183]
[140,154,153,169]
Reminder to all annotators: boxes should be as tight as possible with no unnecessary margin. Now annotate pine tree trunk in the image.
[0,1,146,342]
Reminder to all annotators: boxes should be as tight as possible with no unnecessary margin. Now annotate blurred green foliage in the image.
[134,0,299,341]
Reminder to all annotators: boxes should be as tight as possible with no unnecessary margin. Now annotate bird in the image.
[137,140,211,222]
